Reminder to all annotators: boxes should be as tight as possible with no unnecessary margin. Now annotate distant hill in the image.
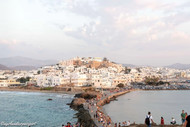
[0,56,58,70]
[166,63,190,70]
[122,64,136,67]
[0,64,10,70]
[11,66,37,71]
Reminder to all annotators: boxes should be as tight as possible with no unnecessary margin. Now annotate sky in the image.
[0,0,190,66]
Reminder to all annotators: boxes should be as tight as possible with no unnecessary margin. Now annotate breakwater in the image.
[69,89,131,127]
[97,90,131,106]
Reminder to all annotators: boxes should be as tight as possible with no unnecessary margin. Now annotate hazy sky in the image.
[0,0,190,66]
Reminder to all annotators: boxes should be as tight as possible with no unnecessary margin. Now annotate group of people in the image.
[181,110,190,127]
[86,88,128,127]
[145,110,190,127]
[88,93,113,127]
[114,121,131,127]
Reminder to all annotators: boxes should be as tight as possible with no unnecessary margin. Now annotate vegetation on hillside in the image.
[40,87,54,90]
[144,76,169,86]
[124,67,131,74]
[117,83,125,88]
[16,77,31,83]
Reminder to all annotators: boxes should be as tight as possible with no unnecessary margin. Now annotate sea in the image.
[104,90,190,125]
[0,91,77,127]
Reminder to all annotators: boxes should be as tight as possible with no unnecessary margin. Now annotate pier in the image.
[83,89,131,127]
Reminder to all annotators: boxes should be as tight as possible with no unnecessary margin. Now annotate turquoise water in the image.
[104,90,190,125]
[0,91,77,127]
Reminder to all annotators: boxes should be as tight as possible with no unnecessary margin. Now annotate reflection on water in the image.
[104,90,190,124]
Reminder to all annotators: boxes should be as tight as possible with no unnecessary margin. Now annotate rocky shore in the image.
[69,92,98,127]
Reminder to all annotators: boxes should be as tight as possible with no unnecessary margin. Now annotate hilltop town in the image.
[0,57,190,90]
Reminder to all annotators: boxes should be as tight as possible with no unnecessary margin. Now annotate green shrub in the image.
[40,87,54,90]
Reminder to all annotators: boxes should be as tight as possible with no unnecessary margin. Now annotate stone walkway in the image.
[83,90,129,127]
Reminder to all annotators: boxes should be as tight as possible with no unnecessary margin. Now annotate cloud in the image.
[40,0,99,18]
[1,0,190,65]
[42,0,189,64]
[53,23,65,30]
[171,31,190,44]
[0,39,19,47]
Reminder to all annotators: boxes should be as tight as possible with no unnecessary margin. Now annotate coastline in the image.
[1,87,130,126]
[70,89,133,127]
[0,87,189,94]
[1,87,188,127]
[0,87,81,94]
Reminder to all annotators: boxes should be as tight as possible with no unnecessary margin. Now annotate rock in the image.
[70,98,85,110]
[74,93,82,98]
[76,108,96,127]
[66,88,71,91]
[70,93,97,127]
[74,92,98,99]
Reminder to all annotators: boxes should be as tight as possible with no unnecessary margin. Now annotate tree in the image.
[37,71,40,74]
[157,81,164,85]
[17,77,31,83]
[144,76,160,85]
[137,68,141,73]
[26,77,31,81]
[103,57,108,61]
[124,67,131,74]
[117,83,124,88]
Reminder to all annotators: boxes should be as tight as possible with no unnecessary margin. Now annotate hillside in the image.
[122,64,136,67]
[11,66,37,71]
[0,64,10,70]
[166,63,190,70]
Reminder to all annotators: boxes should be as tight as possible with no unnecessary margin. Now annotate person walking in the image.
[182,110,186,125]
[145,112,154,127]
[118,122,121,127]
[161,117,164,125]
[184,115,190,127]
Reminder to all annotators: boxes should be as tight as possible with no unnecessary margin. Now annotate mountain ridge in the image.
[0,56,190,70]
[0,64,10,70]
[165,63,190,70]
[0,56,58,67]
